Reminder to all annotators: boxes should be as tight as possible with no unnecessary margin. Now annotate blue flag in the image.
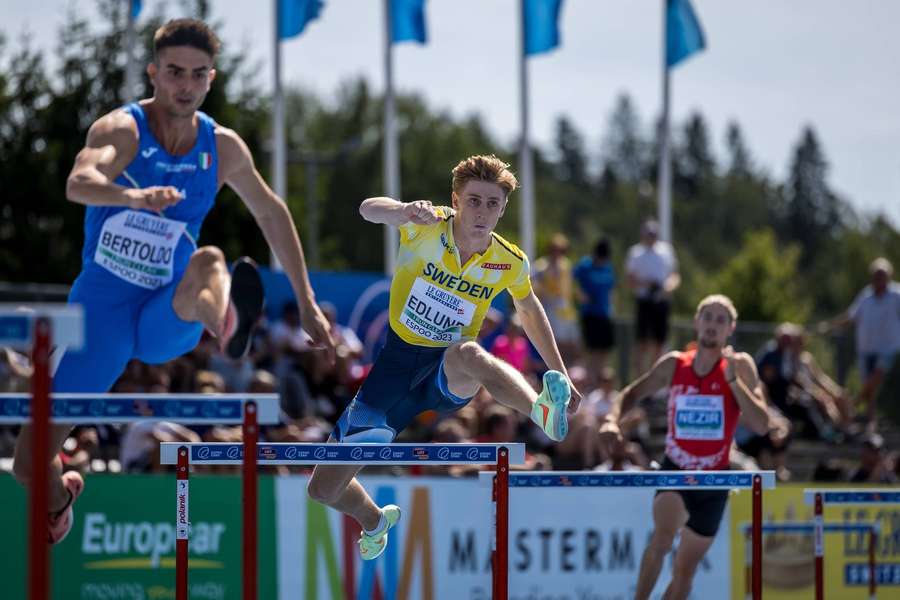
[279,0,324,39]
[523,0,563,56]
[131,0,142,18]
[391,0,427,44]
[666,0,705,67]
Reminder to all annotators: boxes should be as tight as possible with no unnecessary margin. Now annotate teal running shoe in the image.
[359,505,402,561]
[530,370,571,441]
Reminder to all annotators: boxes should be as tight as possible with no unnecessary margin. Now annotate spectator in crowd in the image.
[734,401,793,481]
[573,236,616,374]
[532,233,580,363]
[848,433,898,484]
[625,219,680,374]
[822,257,900,430]
[489,312,534,374]
[791,328,855,432]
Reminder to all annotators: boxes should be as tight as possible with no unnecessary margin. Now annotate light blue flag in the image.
[391,0,427,44]
[279,0,324,39]
[666,0,706,67]
[131,0,142,18]
[523,0,563,56]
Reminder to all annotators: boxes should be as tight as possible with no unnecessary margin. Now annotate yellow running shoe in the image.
[358,505,402,561]
[530,370,571,441]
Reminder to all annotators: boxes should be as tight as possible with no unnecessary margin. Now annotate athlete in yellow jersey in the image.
[307,155,582,560]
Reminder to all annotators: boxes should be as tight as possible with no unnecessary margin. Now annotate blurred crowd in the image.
[1,221,898,484]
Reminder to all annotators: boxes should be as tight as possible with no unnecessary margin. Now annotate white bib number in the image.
[94,210,186,290]
[400,277,476,343]
[674,394,724,440]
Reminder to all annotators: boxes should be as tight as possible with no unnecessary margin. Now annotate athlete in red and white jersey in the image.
[599,294,770,600]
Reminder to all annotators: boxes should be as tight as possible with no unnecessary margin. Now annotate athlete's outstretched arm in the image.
[599,353,678,454]
[359,198,443,226]
[217,127,335,360]
[513,291,582,411]
[65,110,182,212]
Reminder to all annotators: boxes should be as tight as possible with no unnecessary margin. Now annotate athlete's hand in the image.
[723,345,739,384]
[126,186,183,212]
[598,419,625,457]
[402,200,441,225]
[567,382,583,414]
[301,300,337,365]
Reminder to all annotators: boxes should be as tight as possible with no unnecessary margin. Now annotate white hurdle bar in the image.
[161,442,525,600]
[0,393,281,424]
[803,489,899,600]
[2,304,84,600]
[480,470,776,600]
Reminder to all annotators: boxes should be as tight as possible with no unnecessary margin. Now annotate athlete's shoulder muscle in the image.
[214,125,253,183]
[73,109,139,179]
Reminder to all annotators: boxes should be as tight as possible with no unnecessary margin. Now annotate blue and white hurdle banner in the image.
[740,521,879,534]
[804,489,900,504]
[159,442,527,466]
[0,303,84,350]
[477,470,777,489]
[0,393,281,424]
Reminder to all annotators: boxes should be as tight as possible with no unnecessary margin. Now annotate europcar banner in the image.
[276,475,733,599]
[0,474,277,600]
[728,484,900,598]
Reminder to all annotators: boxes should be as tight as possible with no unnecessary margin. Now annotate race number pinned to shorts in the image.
[400,277,476,344]
[94,210,186,289]
[674,394,724,440]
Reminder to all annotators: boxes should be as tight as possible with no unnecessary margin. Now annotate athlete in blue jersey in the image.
[12,19,335,544]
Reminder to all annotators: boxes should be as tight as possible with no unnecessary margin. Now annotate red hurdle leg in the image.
[242,401,259,600]
[28,317,51,600]
[751,475,763,600]
[495,447,509,600]
[869,526,877,600]
[176,446,190,600]
[744,528,752,600]
[814,492,824,600]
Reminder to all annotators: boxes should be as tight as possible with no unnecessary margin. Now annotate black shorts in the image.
[636,297,670,343]
[656,456,729,538]
[580,313,615,350]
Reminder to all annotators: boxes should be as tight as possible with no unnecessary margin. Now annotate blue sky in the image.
[4,0,899,223]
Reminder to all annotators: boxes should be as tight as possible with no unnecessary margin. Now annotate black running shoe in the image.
[224,257,264,359]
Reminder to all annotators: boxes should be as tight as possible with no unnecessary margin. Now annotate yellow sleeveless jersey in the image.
[389,206,532,347]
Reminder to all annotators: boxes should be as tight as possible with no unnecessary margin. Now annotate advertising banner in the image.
[0,473,277,600]
[728,483,900,599]
[277,475,732,599]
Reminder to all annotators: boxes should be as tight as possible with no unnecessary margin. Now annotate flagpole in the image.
[383,0,400,275]
[271,0,286,270]
[657,0,673,244]
[518,0,536,260]
[124,0,139,102]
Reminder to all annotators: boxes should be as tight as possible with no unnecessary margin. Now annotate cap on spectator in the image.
[870,257,893,276]
[862,432,885,451]
[641,219,660,237]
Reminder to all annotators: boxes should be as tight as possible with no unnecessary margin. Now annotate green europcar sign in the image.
[0,473,277,599]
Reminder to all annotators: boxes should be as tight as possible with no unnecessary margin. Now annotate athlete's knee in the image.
[646,528,677,555]
[307,474,344,505]
[189,246,226,272]
[12,453,33,486]
[445,341,488,372]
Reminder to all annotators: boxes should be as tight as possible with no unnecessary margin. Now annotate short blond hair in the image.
[451,155,518,196]
[696,294,738,323]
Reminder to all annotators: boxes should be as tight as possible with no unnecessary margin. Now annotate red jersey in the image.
[665,349,740,470]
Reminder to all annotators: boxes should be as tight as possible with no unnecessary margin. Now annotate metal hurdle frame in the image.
[739,521,880,600]
[805,489,900,600]
[1,304,83,600]
[161,442,525,600]
[480,469,777,600]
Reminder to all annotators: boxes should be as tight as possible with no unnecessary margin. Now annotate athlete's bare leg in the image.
[13,424,75,513]
[307,459,382,530]
[634,492,689,600]
[442,340,537,416]
[172,245,230,335]
[662,527,716,600]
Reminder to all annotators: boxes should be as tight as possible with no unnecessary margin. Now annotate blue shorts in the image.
[53,266,203,393]
[332,328,474,442]
[859,351,897,381]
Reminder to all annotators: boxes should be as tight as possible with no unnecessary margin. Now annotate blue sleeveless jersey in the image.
[80,103,218,279]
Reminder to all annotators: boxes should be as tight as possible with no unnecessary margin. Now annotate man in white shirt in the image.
[625,219,680,374]
[825,257,900,429]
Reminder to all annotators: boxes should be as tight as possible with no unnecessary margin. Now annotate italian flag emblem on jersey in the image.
[199,152,211,170]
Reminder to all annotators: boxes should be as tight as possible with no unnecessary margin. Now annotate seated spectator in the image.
[849,433,898,484]
[792,328,855,433]
[735,401,793,481]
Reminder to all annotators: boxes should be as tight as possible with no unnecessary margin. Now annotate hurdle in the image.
[805,489,900,600]
[479,469,777,600]
[739,521,879,600]
[1,304,83,600]
[160,442,526,600]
